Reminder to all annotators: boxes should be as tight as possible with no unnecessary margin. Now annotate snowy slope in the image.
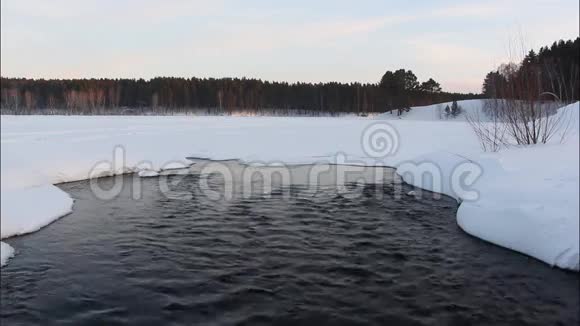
[459,103,579,269]
[458,140,579,269]
[375,99,490,122]
[396,101,580,270]
[1,99,578,271]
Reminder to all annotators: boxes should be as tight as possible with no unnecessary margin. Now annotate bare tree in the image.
[500,63,571,144]
[466,100,508,152]
[471,36,574,149]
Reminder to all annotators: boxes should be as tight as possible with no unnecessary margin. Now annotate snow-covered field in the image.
[1,100,579,271]
[375,99,489,121]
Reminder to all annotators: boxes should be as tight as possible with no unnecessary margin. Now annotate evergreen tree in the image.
[1,72,481,115]
[420,78,442,92]
[450,100,461,116]
[482,37,580,102]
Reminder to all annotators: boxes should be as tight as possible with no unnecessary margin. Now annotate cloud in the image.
[195,1,511,54]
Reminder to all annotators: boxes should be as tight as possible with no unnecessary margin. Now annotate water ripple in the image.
[1,174,578,325]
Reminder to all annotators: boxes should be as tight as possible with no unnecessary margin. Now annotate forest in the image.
[3,38,576,116]
[482,37,580,103]
[0,70,478,115]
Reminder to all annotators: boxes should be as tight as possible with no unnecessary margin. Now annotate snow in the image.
[138,170,160,177]
[457,140,579,270]
[1,242,15,267]
[1,99,578,271]
[396,101,580,270]
[1,184,73,238]
[1,184,74,267]
[398,135,579,270]
[375,99,490,122]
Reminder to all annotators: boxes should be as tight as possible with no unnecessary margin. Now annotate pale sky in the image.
[1,0,578,93]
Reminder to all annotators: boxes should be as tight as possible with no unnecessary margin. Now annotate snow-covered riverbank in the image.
[1,100,578,270]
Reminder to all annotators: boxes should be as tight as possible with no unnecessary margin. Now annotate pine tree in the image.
[451,100,461,116]
[1,73,480,115]
[420,78,442,93]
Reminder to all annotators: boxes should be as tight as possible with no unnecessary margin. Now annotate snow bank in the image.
[138,170,160,177]
[1,242,15,267]
[1,99,578,271]
[1,184,74,238]
[399,139,579,270]
[0,184,72,267]
[396,150,487,200]
[458,140,579,270]
[397,102,580,270]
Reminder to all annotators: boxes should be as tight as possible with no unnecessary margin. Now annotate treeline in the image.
[0,71,480,115]
[482,37,580,102]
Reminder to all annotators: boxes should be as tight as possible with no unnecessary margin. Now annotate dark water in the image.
[1,172,578,326]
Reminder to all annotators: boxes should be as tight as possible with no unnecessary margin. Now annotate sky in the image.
[1,0,578,93]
